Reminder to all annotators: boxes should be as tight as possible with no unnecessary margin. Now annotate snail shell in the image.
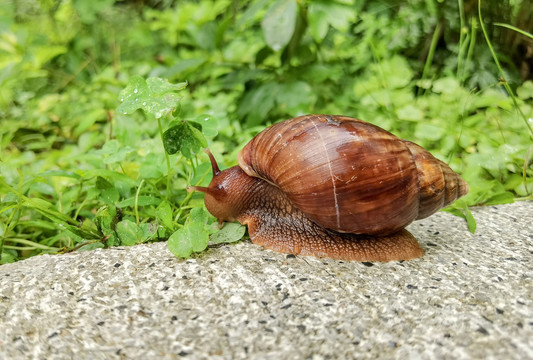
[238,114,468,235]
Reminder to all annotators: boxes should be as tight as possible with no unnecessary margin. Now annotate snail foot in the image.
[239,177,425,262]
[246,213,424,262]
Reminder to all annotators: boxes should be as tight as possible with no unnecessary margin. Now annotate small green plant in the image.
[0,76,246,263]
[116,76,246,258]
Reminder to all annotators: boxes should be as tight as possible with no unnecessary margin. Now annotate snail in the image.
[188,115,469,262]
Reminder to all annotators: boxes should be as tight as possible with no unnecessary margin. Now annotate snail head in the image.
[187,149,251,224]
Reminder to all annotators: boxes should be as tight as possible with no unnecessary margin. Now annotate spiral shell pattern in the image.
[238,115,468,235]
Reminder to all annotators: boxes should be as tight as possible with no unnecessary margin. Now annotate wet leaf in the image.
[116,219,144,246]
[167,207,209,258]
[117,76,187,119]
[156,200,174,230]
[210,222,246,244]
[163,121,208,158]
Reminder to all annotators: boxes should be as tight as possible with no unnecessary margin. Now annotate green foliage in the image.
[117,76,187,119]
[210,223,247,245]
[262,0,298,51]
[1,0,532,263]
[168,207,210,258]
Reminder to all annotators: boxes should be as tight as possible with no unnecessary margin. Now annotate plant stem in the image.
[524,146,532,196]
[174,162,212,224]
[462,18,477,83]
[157,116,173,200]
[4,238,60,250]
[419,22,442,96]
[135,179,145,225]
[478,0,533,140]
[73,197,88,221]
[456,0,466,80]
[0,176,25,261]
[368,40,394,113]
[493,22,533,39]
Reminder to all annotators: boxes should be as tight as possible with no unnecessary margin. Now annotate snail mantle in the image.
[189,115,469,262]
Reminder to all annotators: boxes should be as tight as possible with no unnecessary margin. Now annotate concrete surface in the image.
[0,202,531,360]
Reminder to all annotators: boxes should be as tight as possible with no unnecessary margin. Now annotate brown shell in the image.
[238,114,468,235]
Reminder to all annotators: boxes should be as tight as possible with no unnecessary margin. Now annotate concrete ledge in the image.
[0,202,532,359]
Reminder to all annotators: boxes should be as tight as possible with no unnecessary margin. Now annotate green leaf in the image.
[117,76,147,115]
[116,220,144,246]
[516,80,533,100]
[261,0,298,51]
[73,0,115,24]
[140,223,158,242]
[19,197,78,226]
[163,121,208,158]
[308,5,329,42]
[94,206,118,235]
[276,81,316,113]
[139,153,166,179]
[116,196,161,208]
[25,197,53,209]
[210,222,246,244]
[189,208,209,253]
[379,56,414,89]
[34,45,68,66]
[442,201,476,233]
[146,77,188,94]
[397,105,424,121]
[38,170,81,180]
[77,242,106,252]
[106,234,119,247]
[236,0,271,28]
[190,162,212,187]
[308,1,356,42]
[237,83,278,126]
[191,114,218,137]
[0,251,17,264]
[168,228,194,258]
[96,176,113,190]
[59,220,100,240]
[414,123,445,141]
[15,220,57,231]
[432,77,460,94]
[79,219,101,238]
[156,200,174,230]
[484,191,515,206]
[162,58,206,79]
[74,109,107,136]
[167,207,210,258]
[464,207,477,233]
[96,176,120,204]
[94,140,134,164]
[117,76,187,119]
[82,170,137,188]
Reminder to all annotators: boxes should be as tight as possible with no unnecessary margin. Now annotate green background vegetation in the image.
[1,0,532,263]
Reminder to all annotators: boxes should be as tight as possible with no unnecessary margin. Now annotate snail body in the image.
[190,115,469,261]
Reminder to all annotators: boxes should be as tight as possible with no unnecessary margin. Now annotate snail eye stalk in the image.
[187,149,223,196]
[187,185,218,196]
[204,148,220,175]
